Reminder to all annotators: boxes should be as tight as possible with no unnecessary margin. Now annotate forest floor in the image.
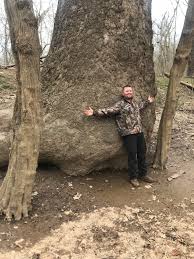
[0,71,194,258]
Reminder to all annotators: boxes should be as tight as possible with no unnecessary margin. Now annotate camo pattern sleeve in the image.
[93,101,121,116]
[138,100,150,111]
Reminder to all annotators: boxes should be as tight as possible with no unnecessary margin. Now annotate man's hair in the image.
[122,85,133,91]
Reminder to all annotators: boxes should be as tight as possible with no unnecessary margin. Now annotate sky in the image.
[152,0,187,36]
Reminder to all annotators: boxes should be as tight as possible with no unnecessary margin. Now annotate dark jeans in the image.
[123,133,147,179]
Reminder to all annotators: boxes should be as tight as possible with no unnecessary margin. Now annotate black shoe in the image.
[129,178,140,188]
[140,175,155,183]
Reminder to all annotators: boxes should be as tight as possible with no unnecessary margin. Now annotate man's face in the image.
[122,86,133,99]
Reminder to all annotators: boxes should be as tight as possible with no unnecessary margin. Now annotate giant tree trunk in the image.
[40,0,156,175]
[0,0,155,176]
[0,0,41,220]
[153,0,194,169]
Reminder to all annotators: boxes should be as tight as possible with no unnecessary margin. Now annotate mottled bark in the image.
[0,0,155,176]
[39,0,156,175]
[154,0,194,169]
[0,0,41,220]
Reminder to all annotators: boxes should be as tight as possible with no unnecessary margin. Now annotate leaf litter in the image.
[1,206,194,259]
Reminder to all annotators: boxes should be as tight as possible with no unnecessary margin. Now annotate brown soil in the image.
[0,74,194,258]
[1,160,194,258]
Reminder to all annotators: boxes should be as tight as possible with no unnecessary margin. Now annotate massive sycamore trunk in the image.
[0,0,41,220]
[0,0,155,176]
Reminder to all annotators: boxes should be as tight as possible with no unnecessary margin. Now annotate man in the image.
[84,85,155,187]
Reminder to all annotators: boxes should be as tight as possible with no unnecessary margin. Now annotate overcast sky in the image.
[152,0,187,36]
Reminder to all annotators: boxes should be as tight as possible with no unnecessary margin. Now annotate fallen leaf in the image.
[168,171,186,181]
[86,178,93,181]
[152,195,157,201]
[32,191,38,196]
[145,185,152,189]
[73,193,82,200]
[68,182,73,187]
[171,248,182,256]
[14,239,24,248]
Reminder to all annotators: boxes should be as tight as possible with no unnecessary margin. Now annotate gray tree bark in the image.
[0,0,155,176]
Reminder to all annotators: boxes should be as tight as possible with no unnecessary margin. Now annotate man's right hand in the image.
[148,95,155,103]
[84,107,94,116]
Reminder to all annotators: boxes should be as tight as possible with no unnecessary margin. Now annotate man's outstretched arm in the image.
[139,96,155,110]
[84,101,121,117]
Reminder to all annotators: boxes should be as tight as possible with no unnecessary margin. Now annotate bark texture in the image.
[40,0,155,175]
[187,39,194,77]
[0,0,155,176]
[0,0,41,220]
[154,0,194,169]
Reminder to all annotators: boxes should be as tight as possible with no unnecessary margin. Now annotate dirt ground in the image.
[0,73,194,258]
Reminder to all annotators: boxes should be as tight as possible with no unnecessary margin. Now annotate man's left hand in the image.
[148,96,155,103]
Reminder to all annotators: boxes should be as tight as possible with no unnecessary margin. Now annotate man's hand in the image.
[148,95,155,103]
[131,126,140,134]
[84,107,94,116]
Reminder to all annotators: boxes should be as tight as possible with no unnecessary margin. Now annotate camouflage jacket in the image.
[94,97,150,136]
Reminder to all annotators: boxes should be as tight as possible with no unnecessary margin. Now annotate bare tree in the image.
[0,0,57,64]
[3,19,9,65]
[0,0,41,220]
[0,6,12,65]
[153,0,181,76]
[153,0,194,169]
[33,0,57,55]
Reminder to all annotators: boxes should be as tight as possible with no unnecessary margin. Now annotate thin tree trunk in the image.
[4,19,9,66]
[153,0,194,169]
[0,0,41,220]
[187,38,194,76]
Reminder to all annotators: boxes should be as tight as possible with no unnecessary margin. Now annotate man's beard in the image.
[124,95,133,100]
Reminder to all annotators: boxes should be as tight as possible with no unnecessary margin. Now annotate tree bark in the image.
[187,38,194,77]
[0,0,41,220]
[40,0,156,175]
[0,0,155,176]
[153,0,194,169]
